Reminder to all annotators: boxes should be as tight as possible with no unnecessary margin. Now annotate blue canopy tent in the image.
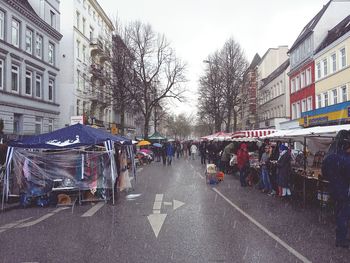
[9,123,131,149]
[2,124,134,209]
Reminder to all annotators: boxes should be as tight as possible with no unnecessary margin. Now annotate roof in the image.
[13,0,39,17]
[260,59,290,88]
[248,53,261,70]
[315,14,350,53]
[289,0,331,53]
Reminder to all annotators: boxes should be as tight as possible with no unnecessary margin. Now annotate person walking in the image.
[190,143,198,160]
[276,144,292,198]
[166,143,175,165]
[322,130,350,248]
[199,142,207,165]
[161,144,167,166]
[237,143,250,187]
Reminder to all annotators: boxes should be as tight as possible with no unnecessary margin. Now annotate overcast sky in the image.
[98,0,328,116]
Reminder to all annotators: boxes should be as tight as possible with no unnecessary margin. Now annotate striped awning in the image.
[232,129,276,138]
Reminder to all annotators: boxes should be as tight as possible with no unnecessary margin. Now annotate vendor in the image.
[322,130,350,248]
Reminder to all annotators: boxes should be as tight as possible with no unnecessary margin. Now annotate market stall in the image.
[2,123,132,210]
[262,124,350,208]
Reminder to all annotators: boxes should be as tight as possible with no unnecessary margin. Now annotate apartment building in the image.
[0,0,62,135]
[59,0,114,128]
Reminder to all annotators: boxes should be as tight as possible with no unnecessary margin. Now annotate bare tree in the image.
[198,52,226,132]
[109,22,136,135]
[126,21,187,139]
[165,113,192,140]
[220,38,248,132]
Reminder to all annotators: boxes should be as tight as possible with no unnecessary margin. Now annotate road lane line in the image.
[81,202,105,217]
[16,207,70,228]
[212,188,311,263]
[197,172,205,179]
[0,217,33,233]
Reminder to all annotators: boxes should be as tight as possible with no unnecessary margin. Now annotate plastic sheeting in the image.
[9,148,115,198]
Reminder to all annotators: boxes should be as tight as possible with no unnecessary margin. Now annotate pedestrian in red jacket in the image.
[237,143,250,187]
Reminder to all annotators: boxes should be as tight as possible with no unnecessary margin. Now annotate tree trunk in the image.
[226,108,232,132]
[120,112,125,135]
[144,114,150,139]
[233,110,238,132]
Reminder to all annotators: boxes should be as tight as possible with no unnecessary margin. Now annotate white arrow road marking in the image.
[81,202,105,217]
[0,217,33,233]
[163,202,172,206]
[153,194,163,212]
[16,207,69,228]
[147,213,167,238]
[173,200,185,210]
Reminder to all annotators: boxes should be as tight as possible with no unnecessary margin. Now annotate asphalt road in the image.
[0,156,350,263]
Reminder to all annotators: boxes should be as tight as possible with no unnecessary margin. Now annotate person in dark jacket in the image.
[166,143,175,165]
[276,144,292,197]
[322,130,350,248]
[237,143,250,187]
[161,144,167,166]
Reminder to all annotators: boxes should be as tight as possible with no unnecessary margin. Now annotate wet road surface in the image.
[0,157,349,262]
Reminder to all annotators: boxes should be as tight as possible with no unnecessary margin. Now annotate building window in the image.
[13,114,22,134]
[332,89,338,105]
[48,79,54,101]
[0,10,4,40]
[306,68,311,85]
[323,58,328,76]
[323,92,328,107]
[317,94,322,109]
[296,102,301,118]
[77,99,81,115]
[90,26,94,40]
[0,59,3,90]
[301,99,306,113]
[322,59,328,77]
[82,17,86,35]
[307,97,312,111]
[11,19,20,47]
[35,75,42,98]
[25,28,33,54]
[340,48,346,69]
[296,76,300,91]
[76,40,80,58]
[317,62,321,79]
[48,119,53,132]
[35,34,43,59]
[331,53,337,73]
[77,70,80,90]
[25,70,32,95]
[11,65,19,92]
[50,11,55,28]
[76,11,80,29]
[341,86,347,102]
[301,72,305,88]
[291,78,296,93]
[48,42,55,65]
[82,45,86,62]
[292,103,296,119]
[35,117,42,135]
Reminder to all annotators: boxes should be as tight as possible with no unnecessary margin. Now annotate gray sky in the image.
[99,0,328,115]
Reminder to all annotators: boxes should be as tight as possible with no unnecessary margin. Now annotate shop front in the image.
[299,101,350,127]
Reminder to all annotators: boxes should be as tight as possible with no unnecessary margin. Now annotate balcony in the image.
[90,38,104,57]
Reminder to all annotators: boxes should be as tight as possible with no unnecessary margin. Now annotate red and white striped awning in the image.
[231,129,276,138]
